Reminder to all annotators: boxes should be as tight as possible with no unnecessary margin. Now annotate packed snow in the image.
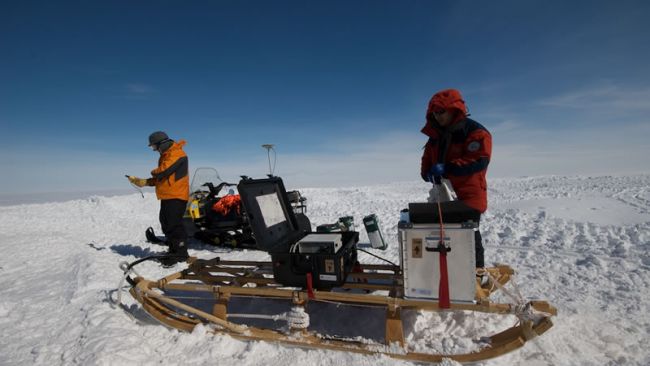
[1,174,649,365]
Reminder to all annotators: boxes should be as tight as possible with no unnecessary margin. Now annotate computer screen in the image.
[255,192,287,228]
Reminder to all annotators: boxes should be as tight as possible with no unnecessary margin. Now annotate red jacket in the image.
[420,90,492,212]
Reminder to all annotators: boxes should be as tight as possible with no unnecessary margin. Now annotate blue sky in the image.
[2,0,650,194]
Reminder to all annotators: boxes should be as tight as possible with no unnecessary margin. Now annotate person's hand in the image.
[127,175,148,187]
[425,163,445,183]
[430,163,445,177]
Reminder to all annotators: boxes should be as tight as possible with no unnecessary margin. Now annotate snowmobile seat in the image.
[205,210,242,229]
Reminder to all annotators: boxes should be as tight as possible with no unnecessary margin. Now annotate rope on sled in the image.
[113,261,143,308]
[479,269,553,325]
[481,270,555,362]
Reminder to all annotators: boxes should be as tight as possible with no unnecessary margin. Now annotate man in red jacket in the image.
[420,89,492,268]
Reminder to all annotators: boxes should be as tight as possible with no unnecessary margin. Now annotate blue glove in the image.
[430,163,445,176]
[427,163,445,183]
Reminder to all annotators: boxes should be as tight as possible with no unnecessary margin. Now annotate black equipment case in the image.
[237,176,358,288]
[408,201,481,224]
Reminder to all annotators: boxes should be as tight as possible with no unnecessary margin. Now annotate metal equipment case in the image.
[399,201,480,303]
[238,177,358,288]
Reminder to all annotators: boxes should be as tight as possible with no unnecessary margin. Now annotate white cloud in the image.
[539,83,650,111]
[3,118,649,195]
[125,83,155,94]
[490,120,650,178]
[0,147,153,194]
[195,131,426,188]
[490,119,522,133]
[123,83,157,99]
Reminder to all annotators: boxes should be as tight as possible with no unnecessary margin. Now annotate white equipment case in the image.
[297,233,343,254]
[399,202,480,303]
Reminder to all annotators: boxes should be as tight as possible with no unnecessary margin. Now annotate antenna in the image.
[261,144,276,176]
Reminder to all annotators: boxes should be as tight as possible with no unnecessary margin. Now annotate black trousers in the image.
[475,227,485,268]
[458,204,484,268]
[159,199,188,254]
[454,202,484,268]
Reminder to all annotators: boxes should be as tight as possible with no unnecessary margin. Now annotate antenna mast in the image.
[261,144,276,176]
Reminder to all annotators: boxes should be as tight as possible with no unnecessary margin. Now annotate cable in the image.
[126,179,145,198]
[356,248,398,267]
[114,261,143,308]
[120,254,189,287]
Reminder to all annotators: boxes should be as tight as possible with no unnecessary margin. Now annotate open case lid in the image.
[409,201,481,224]
[237,176,303,251]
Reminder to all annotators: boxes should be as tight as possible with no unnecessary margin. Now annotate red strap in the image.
[306,272,315,299]
[438,251,450,308]
[351,261,367,283]
[436,199,451,309]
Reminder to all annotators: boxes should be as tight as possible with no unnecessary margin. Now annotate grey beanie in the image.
[148,131,170,146]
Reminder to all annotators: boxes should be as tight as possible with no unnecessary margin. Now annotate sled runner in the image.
[125,175,556,363]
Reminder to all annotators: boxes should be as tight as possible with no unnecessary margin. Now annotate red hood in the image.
[427,89,467,115]
[422,89,467,133]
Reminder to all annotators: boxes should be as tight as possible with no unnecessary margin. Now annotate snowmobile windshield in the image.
[190,167,223,194]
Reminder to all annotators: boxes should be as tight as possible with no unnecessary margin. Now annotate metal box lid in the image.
[238,176,307,252]
[409,201,481,224]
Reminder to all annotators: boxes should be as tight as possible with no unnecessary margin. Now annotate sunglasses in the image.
[433,108,446,115]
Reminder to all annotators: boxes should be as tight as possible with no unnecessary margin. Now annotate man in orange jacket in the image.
[129,131,190,266]
[420,89,492,268]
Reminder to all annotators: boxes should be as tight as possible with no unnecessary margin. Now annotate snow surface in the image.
[1,174,649,365]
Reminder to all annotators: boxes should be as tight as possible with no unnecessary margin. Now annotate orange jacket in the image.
[147,140,189,201]
[420,90,492,212]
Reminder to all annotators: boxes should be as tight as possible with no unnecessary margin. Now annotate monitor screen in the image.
[255,192,287,228]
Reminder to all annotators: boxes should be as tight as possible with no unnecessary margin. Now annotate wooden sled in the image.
[127,257,556,364]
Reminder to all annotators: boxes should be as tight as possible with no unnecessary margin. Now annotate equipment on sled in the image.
[237,176,357,288]
[363,214,387,250]
[315,214,387,250]
[315,216,355,233]
[124,175,556,364]
[400,201,480,303]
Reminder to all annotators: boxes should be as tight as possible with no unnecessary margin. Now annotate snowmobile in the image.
[125,175,556,364]
[145,168,307,249]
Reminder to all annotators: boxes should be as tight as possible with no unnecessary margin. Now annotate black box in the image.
[271,231,358,288]
[238,176,358,288]
[408,201,481,224]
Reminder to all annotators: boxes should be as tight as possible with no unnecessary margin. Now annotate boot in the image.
[173,240,189,258]
[158,240,189,267]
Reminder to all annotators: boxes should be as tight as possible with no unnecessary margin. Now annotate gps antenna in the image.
[261,144,276,176]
